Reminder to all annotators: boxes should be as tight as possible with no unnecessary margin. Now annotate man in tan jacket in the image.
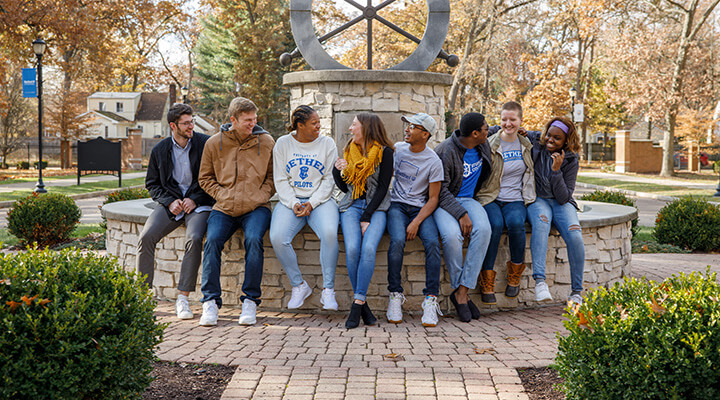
[197,97,275,326]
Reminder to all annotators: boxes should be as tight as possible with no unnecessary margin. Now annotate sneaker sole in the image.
[177,314,194,320]
[422,322,437,327]
[536,296,553,302]
[238,318,256,325]
[388,319,402,324]
[199,320,217,326]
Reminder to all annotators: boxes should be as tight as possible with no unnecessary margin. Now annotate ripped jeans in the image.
[527,197,585,293]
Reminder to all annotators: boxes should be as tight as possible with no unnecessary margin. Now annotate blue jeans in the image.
[434,197,491,290]
[269,199,339,289]
[341,199,387,301]
[201,208,271,308]
[528,197,585,293]
[386,202,441,296]
[482,200,527,270]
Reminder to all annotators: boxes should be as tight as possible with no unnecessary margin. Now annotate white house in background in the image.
[81,92,170,139]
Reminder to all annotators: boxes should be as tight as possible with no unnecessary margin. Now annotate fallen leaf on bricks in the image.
[474,348,495,354]
[504,337,517,341]
[384,353,403,360]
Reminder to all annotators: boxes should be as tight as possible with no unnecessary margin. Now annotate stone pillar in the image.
[615,130,631,173]
[125,128,143,171]
[687,140,699,172]
[283,70,452,151]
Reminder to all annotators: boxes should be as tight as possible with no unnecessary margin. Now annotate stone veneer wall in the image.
[283,70,452,150]
[104,200,635,313]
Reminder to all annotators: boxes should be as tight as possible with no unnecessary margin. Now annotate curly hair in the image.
[540,116,580,153]
[287,105,316,132]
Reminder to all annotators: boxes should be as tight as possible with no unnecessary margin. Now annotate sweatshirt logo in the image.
[299,166,309,180]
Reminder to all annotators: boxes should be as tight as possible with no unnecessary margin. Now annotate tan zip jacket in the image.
[475,133,536,206]
[199,125,275,217]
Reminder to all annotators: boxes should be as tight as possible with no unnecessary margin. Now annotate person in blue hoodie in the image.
[524,116,585,305]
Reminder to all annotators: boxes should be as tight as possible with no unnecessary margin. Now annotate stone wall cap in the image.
[283,70,453,86]
[103,198,638,229]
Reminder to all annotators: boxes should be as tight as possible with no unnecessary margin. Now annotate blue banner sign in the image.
[22,68,37,98]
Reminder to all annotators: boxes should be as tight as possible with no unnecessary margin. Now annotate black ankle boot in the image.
[346,303,362,329]
[361,302,377,325]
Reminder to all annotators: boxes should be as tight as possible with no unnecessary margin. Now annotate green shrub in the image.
[99,187,149,229]
[654,196,720,252]
[16,161,29,170]
[0,248,165,399]
[580,190,639,236]
[7,193,81,247]
[33,160,48,169]
[555,271,720,399]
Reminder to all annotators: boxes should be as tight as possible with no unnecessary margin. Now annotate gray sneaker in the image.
[568,293,583,305]
[386,292,405,323]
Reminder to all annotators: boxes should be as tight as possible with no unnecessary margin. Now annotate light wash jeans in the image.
[269,199,339,289]
[340,199,387,301]
[527,197,585,293]
[434,197,492,290]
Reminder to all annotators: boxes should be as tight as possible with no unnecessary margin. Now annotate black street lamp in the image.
[32,38,47,194]
[181,86,189,104]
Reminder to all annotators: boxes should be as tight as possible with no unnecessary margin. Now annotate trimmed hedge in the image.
[654,196,720,252]
[0,248,165,399]
[579,190,639,236]
[555,271,720,399]
[7,193,81,247]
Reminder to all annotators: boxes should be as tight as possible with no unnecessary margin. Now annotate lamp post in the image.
[181,86,189,104]
[32,38,47,194]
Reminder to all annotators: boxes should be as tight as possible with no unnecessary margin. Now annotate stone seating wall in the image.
[103,199,636,313]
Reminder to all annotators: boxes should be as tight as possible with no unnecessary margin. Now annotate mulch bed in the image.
[143,361,235,400]
[518,367,566,400]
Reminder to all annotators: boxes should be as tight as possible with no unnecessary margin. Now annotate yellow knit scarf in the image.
[343,142,383,200]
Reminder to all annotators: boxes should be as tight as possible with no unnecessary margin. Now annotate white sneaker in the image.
[175,294,193,320]
[287,281,312,309]
[199,299,219,326]
[386,292,405,323]
[238,299,257,325]
[421,295,443,327]
[535,281,553,302]
[568,293,583,305]
[320,288,338,310]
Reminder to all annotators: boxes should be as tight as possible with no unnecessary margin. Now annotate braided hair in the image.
[287,105,317,132]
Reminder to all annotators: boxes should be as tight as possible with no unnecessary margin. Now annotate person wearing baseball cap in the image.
[385,112,445,327]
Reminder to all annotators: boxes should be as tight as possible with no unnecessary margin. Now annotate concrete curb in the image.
[0,185,145,209]
[576,182,679,202]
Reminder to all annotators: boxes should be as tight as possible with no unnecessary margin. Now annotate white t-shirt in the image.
[273,133,338,209]
[391,142,444,208]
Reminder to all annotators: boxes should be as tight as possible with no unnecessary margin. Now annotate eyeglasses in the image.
[405,123,427,132]
[176,120,195,127]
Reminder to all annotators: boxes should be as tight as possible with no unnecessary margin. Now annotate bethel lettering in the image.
[285,158,325,175]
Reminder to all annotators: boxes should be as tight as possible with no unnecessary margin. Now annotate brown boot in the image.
[479,270,497,305]
[505,261,526,298]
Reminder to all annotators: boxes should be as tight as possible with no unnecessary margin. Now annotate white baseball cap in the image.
[401,113,437,134]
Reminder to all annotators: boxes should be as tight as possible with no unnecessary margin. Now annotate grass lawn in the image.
[0,223,104,248]
[0,177,146,202]
[632,225,689,254]
[0,170,144,185]
[577,176,719,202]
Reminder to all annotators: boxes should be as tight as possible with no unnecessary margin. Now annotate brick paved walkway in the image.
[154,253,719,399]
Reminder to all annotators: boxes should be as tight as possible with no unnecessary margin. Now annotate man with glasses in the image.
[386,113,445,327]
[137,103,214,320]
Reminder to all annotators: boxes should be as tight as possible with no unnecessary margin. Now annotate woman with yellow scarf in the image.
[332,113,394,329]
